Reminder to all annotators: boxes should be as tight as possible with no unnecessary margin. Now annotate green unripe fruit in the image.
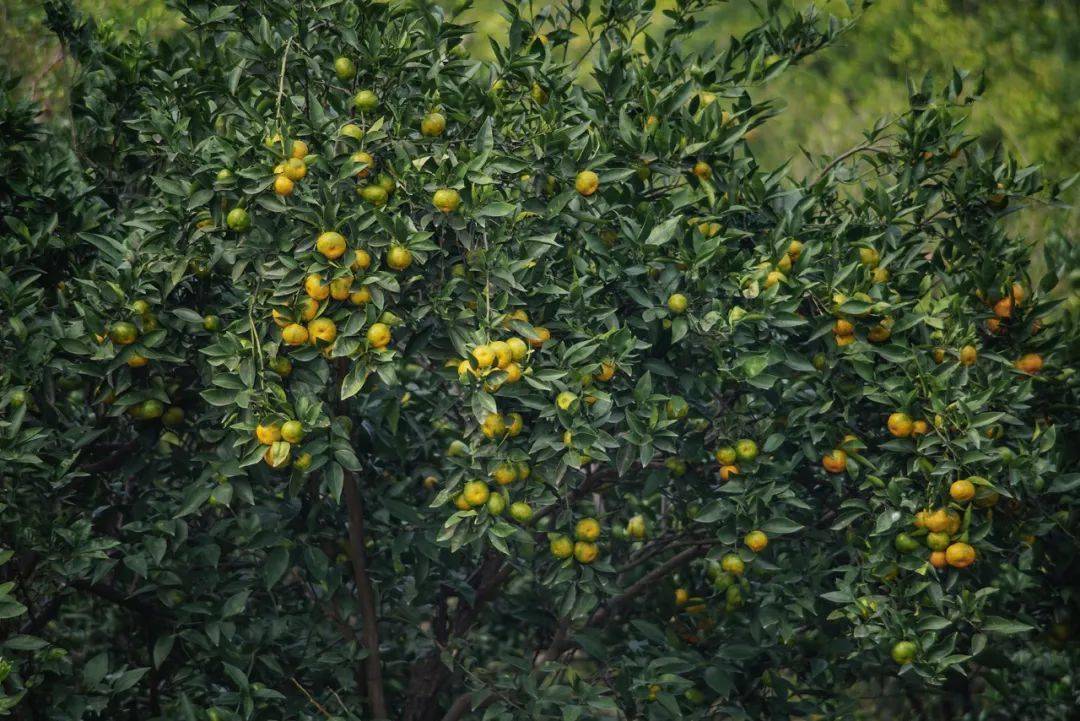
[334,57,356,80]
[354,90,379,112]
[226,207,250,232]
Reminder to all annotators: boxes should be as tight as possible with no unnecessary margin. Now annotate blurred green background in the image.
[3,0,1077,182]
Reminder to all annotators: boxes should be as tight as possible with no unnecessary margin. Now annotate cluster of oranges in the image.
[268,224,394,358]
[458,335,532,389]
[269,137,310,197]
[898,499,978,570]
[254,419,311,470]
[713,438,759,482]
[549,517,602,564]
[760,238,804,290]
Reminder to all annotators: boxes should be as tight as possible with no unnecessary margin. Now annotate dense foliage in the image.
[1,1,1078,720]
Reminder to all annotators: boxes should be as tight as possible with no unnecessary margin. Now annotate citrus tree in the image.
[2,0,1078,720]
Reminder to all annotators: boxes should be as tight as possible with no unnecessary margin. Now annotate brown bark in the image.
[343,472,388,719]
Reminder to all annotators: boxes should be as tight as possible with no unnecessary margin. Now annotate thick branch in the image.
[342,471,388,720]
[537,544,710,664]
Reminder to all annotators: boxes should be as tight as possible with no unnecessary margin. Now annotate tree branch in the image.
[342,471,388,720]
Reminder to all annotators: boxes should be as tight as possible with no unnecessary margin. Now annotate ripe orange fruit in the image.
[950,478,975,502]
[505,412,524,437]
[316,232,347,260]
[932,347,946,363]
[692,161,711,181]
[550,535,573,559]
[263,444,291,468]
[274,174,294,196]
[506,337,528,362]
[911,419,929,436]
[959,344,978,366]
[256,423,282,445]
[719,464,739,481]
[305,274,330,300]
[349,287,372,305]
[298,297,319,322]
[822,449,847,474]
[282,323,309,345]
[503,362,522,383]
[858,247,879,267]
[367,322,391,349]
[887,412,914,438]
[432,188,461,213]
[488,340,512,369]
[744,530,768,552]
[351,150,374,178]
[283,158,307,181]
[290,139,309,159]
[491,463,517,485]
[574,170,600,197]
[308,318,337,344]
[330,276,353,301]
[574,541,599,564]
[993,296,1014,319]
[833,319,854,336]
[594,361,616,382]
[351,249,372,272]
[923,508,950,533]
[481,412,506,439]
[462,480,490,507]
[526,327,550,348]
[929,551,947,569]
[471,344,495,368]
[945,542,976,568]
[674,588,689,606]
[386,245,413,271]
[1015,353,1043,374]
[575,518,601,542]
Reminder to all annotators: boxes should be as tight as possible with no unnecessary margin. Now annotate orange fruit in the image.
[1015,353,1043,374]
[274,174,294,196]
[255,423,282,445]
[432,188,461,213]
[351,249,372,272]
[305,274,330,300]
[822,449,847,474]
[575,518,601,542]
[719,464,739,481]
[316,231,347,260]
[307,317,337,344]
[351,151,374,178]
[330,276,353,301]
[574,170,599,197]
[282,158,307,181]
[950,478,975,502]
[887,412,913,438]
[386,245,412,271]
[959,344,978,366]
[282,323,309,345]
[573,541,599,564]
[833,319,854,336]
[929,551,947,569]
[744,530,768,553]
[945,542,976,568]
[528,327,551,348]
[367,322,391,349]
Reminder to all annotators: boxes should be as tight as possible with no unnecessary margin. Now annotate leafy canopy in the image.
[1,0,1077,720]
